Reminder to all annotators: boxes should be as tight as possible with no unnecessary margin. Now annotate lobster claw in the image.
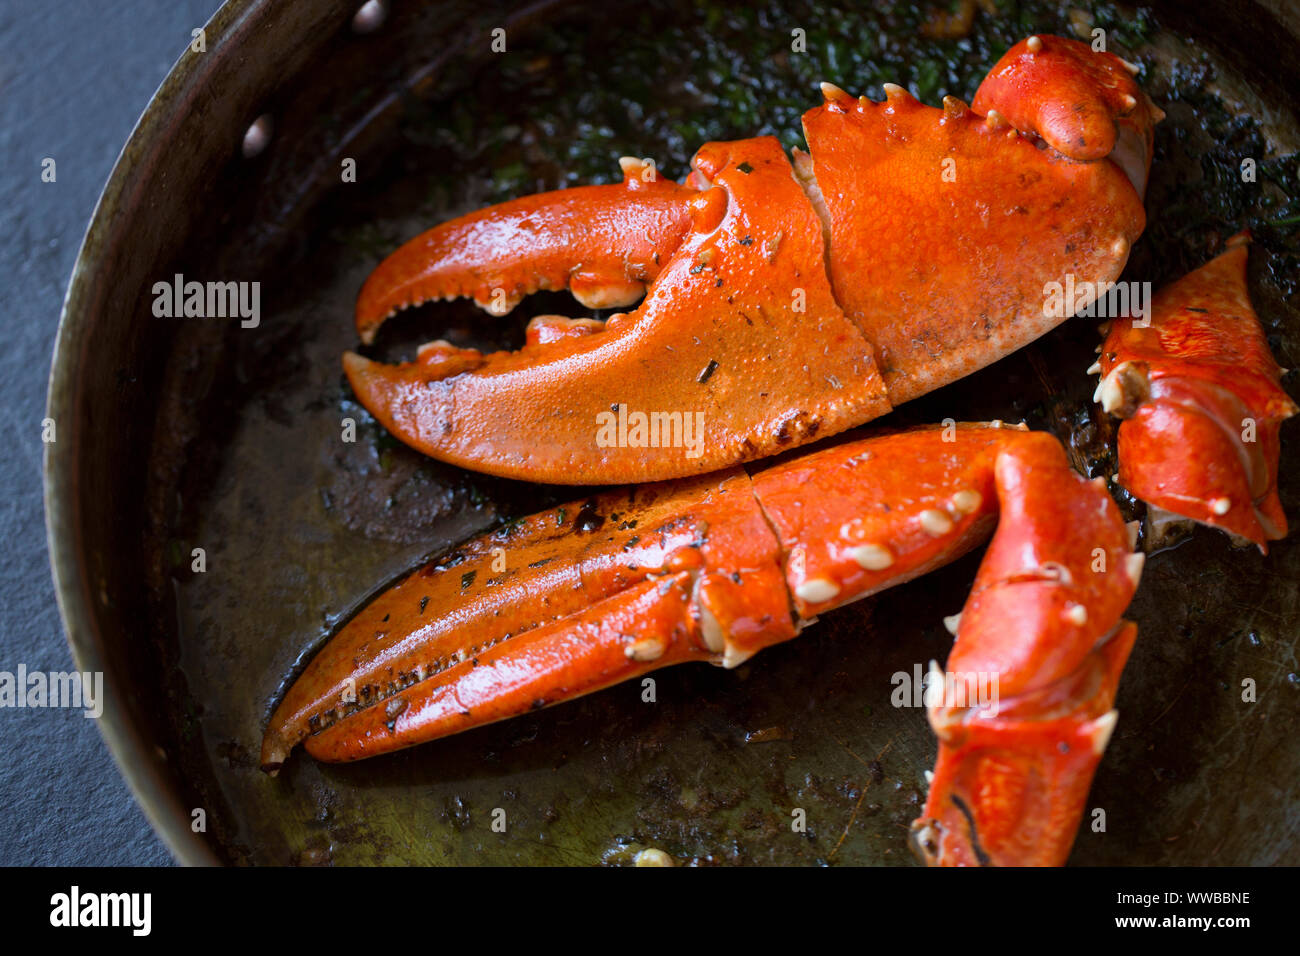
[345,137,892,485]
[346,36,1150,485]
[1095,232,1297,550]
[263,425,1143,866]
[260,465,799,767]
[355,160,698,341]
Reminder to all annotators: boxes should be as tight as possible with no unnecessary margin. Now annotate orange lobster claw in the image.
[345,36,1151,485]
[261,461,796,766]
[262,424,1143,866]
[1096,232,1297,550]
[345,138,891,484]
[355,162,698,342]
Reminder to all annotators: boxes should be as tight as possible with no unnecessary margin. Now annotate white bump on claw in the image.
[1125,552,1145,585]
[1096,359,1152,416]
[912,821,941,861]
[796,577,841,604]
[1087,710,1120,756]
[821,81,849,103]
[950,489,982,515]
[850,543,894,571]
[925,661,947,718]
[698,603,725,653]
[924,770,935,785]
[1211,497,1232,515]
[1120,93,1138,113]
[1099,369,1126,414]
[1064,603,1088,627]
[625,637,666,662]
[1041,561,1074,585]
[943,613,962,636]
[1087,360,1103,375]
[882,82,907,102]
[1112,236,1130,259]
[722,644,755,669]
[1119,56,1141,76]
[1026,35,1043,53]
[920,509,954,536]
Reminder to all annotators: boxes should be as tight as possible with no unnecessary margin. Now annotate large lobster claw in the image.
[346,139,893,484]
[345,36,1152,485]
[263,424,1144,866]
[1095,232,1297,549]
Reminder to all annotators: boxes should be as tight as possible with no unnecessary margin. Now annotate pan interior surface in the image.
[54,0,1300,865]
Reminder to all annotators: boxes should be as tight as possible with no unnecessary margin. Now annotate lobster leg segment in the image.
[355,162,697,342]
[800,43,1148,406]
[907,433,1143,866]
[912,622,1137,867]
[749,425,1010,622]
[344,136,890,485]
[1096,232,1297,550]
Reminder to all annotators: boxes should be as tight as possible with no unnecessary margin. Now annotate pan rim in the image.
[42,0,271,868]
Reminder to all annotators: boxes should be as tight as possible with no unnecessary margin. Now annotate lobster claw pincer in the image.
[345,138,890,485]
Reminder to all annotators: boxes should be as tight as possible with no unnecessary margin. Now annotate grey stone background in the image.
[1,0,223,865]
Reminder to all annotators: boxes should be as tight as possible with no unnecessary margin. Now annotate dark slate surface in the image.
[0,0,223,866]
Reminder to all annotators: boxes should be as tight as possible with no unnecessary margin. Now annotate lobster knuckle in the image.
[945,434,1137,697]
[917,622,1137,867]
[970,34,1162,196]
